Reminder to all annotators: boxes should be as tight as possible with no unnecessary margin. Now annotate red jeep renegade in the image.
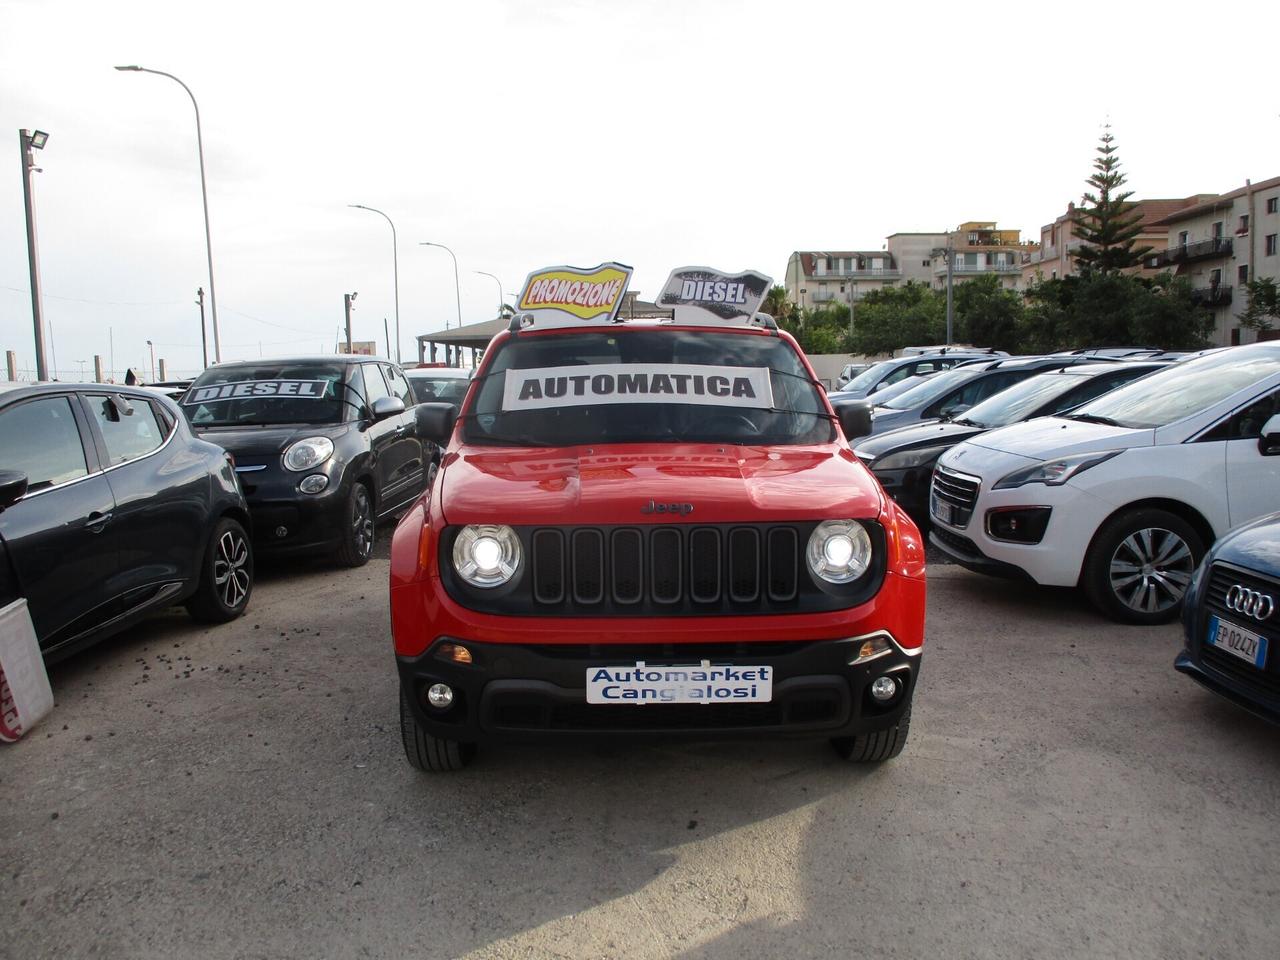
[389,264,926,771]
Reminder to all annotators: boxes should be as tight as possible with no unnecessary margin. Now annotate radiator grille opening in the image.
[571,529,605,605]
[651,528,682,604]
[728,527,761,602]
[531,529,565,604]
[611,529,644,605]
[689,528,722,603]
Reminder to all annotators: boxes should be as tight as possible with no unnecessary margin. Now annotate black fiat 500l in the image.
[181,356,428,566]
[0,382,252,663]
[1177,511,1280,725]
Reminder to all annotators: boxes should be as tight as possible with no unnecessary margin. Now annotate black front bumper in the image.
[1175,649,1280,727]
[397,637,918,744]
[928,527,1035,582]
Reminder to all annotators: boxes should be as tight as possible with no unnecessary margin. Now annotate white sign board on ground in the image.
[0,600,54,742]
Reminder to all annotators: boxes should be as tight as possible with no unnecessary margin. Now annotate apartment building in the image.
[1021,198,1210,286]
[1146,176,1280,345]
[923,222,1036,292]
[784,251,900,311]
[885,233,949,286]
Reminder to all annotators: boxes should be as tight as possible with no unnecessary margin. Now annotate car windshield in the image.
[1067,350,1280,429]
[879,367,980,411]
[409,376,470,405]
[463,329,833,447]
[961,371,1086,428]
[181,363,353,426]
[841,360,896,393]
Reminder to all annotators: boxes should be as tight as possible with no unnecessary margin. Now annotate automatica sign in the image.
[500,363,775,411]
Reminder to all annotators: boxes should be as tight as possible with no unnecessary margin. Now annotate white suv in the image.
[928,343,1280,623]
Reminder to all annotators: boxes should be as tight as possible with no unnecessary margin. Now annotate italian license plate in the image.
[931,491,955,526]
[586,661,773,705]
[1207,615,1269,669]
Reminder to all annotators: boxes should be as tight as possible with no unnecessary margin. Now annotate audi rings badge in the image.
[1225,584,1275,621]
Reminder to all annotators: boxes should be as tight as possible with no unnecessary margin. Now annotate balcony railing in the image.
[812,267,901,279]
[1190,285,1233,308]
[936,261,1021,275]
[1147,237,1233,269]
[810,291,836,302]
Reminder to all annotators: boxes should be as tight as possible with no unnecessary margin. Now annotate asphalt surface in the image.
[2,524,1278,960]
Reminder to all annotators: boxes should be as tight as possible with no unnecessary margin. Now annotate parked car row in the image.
[0,358,474,662]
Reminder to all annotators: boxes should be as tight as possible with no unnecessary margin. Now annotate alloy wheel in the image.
[1107,526,1194,615]
[213,530,251,609]
[353,486,374,558]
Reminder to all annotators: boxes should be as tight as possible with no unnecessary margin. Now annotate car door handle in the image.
[85,511,113,532]
[393,425,407,436]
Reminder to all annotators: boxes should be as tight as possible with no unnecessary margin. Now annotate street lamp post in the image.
[18,128,49,380]
[932,237,956,346]
[421,242,462,330]
[349,204,401,363]
[343,293,358,353]
[114,65,222,362]
[196,287,208,369]
[473,270,505,317]
[146,339,156,382]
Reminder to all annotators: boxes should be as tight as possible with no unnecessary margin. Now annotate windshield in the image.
[879,367,980,411]
[961,371,1085,428]
[841,360,895,394]
[463,329,833,447]
[182,362,353,426]
[1069,350,1280,429]
[409,375,470,405]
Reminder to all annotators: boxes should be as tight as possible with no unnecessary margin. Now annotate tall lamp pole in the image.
[421,242,462,330]
[196,287,208,369]
[343,292,358,353]
[348,204,401,363]
[473,270,505,317]
[114,66,222,362]
[932,237,956,346]
[19,128,50,380]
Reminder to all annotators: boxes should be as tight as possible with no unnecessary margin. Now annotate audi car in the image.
[1176,512,1280,724]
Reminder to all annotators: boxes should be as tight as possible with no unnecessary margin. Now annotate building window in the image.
[1267,234,1278,256]
[1212,221,1223,239]
[1178,230,1189,247]
[1238,264,1249,284]
[1210,268,1222,286]
[1239,214,1250,234]
[1231,328,1242,346]
[921,259,930,267]
[1267,197,1278,214]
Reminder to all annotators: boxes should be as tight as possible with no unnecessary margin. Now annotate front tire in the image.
[1082,508,1203,625]
[399,687,475,772]
[831,706,911,763]
[186,517,253,623]
[337,481,375,568]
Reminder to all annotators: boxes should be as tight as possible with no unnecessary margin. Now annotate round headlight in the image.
[807,520,872,584]
[283,436,334,472]
[453,524,522,588]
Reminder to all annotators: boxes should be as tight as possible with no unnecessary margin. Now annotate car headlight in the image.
[283,436,334,472]
[873,444,954,472]
[453,524,522,588]
[993,450,1121,490]
[806,520,873,584]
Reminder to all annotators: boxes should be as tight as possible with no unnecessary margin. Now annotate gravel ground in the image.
[2,524,1278,960]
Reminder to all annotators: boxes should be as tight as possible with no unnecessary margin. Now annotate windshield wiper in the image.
[952,417,984,428]
[1066,412,1122,426]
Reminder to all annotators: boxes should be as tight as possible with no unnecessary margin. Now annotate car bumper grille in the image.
[931,465,980,527]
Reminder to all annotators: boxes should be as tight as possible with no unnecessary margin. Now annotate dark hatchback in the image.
[0,382,252,662]
[181,356,428,566]
[854,362,1168,526]
[1177,512,1280,724]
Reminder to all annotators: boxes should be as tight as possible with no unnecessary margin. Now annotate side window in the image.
[86,395,164,465]
[882,366,912,386]
[1204,389,1280,441]
[959,373,1018,408]
[1051,372,1138,414]
[0,396,89,492]
[383,364,413,406]
[362,363,391,406]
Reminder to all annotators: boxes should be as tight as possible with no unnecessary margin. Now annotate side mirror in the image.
[1260,413,1280,456]
[0,471,29,511]
[370,395,406,421]
[415,402,458,446]
[837,402,873,442]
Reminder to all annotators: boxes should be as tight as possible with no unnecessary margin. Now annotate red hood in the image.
[439,442,883,525]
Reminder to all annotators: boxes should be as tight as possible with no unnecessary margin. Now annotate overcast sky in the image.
[2,0,1277,379]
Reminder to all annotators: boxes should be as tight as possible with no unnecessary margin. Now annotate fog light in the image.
[870,675,898,703]
[274,525,288,538]
[433,642,473,664]
[426,683,454,709]
[299,473,328,494]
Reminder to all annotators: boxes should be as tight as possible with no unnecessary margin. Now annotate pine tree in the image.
[1071,126,1152,274]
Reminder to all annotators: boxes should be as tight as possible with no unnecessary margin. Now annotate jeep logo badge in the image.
[641,500,694,516]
